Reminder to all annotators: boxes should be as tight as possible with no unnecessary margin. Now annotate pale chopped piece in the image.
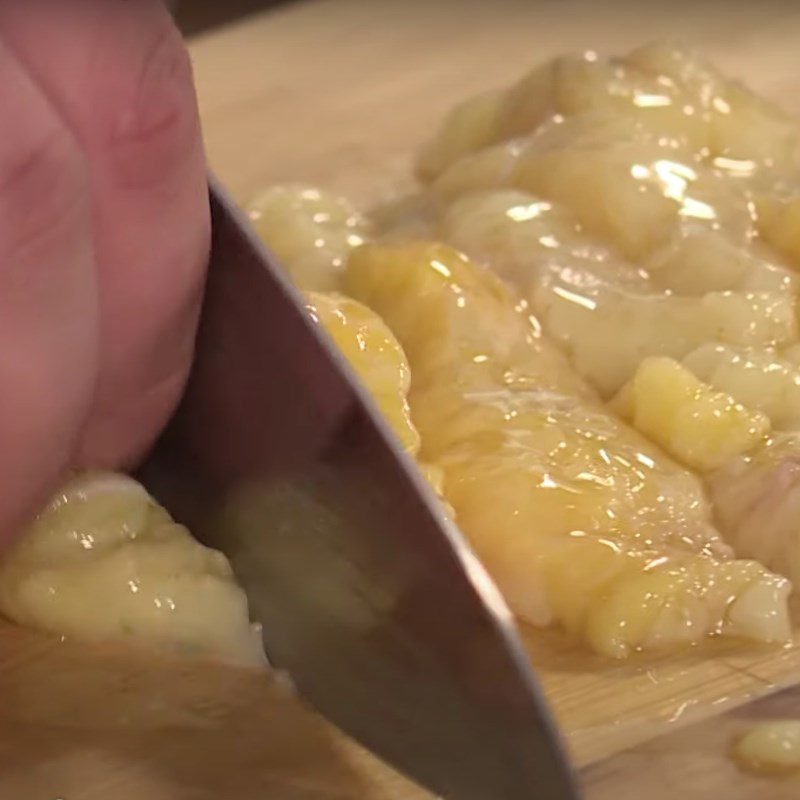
[551,52,709,151]
[417,88,506,181]
[534,279,797,397]
[440,188,638,291]
[645,227,797,296]
[712,81,800,173]
[726,577,793,643]
[0,473,266,667]
[369,192,438,240]
[441,187,794,299]
[754,190,800,267]
[417,46,709,181]
[511,126,754,261]
[305,292,419,454]
[492,60,556,146]
[624,42,725,111]
[432,113,668,205]
[431,103,797,308]
[417,42,798,182]
[683,343,800,431]
[246,185,370,292]
[431,139,528,204]
[629,42,799,171]
[614,357,770,472]
[346,241,790,657]
[734,721,800,774]
[439,188,797,396]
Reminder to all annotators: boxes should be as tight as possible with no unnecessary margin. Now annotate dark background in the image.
[175,0,290,35]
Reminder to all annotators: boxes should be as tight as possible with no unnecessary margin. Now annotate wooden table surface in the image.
[5,1,800,797]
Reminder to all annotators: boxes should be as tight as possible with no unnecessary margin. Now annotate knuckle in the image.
[0,121,88,261]
[108,24,201,189]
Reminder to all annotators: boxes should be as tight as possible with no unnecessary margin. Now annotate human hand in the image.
[0,0,209,542]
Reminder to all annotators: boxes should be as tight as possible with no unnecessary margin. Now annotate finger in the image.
[0,37,97,541]
[0,0,210,468]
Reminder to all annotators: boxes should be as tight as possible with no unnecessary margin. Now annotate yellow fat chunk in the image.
[304,292,451,509]
[346,241,790,657]
[305,291,419,455]
[683,343,800,431]
[247,185,370,292]
[616,356,769,471]
[544,539,789,657]
[0,473,266,667]
[734,721,800,775]
[348,240,591,401]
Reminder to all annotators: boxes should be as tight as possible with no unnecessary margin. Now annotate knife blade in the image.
[140,179,581,800]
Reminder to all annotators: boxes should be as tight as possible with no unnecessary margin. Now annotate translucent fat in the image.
[345,241,790,658]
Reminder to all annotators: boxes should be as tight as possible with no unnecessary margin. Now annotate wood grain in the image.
[0,624,425,799]
[584,684,800,799]
[4,1,800,796]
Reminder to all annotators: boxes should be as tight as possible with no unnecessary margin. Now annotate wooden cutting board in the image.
[4,1,800,796]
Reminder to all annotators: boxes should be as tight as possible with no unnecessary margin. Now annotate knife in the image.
[140,179,581,800]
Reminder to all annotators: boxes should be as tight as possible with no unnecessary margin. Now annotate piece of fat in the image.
[0,472,267,668]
